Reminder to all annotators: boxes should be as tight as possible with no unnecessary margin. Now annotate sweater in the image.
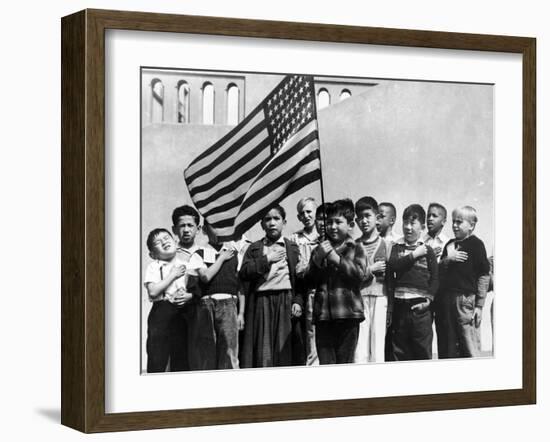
[389,242,439,301]
[439,235,491,306]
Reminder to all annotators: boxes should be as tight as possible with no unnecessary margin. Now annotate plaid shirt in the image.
[306,237,366,323]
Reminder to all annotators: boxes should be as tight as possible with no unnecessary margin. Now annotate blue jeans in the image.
[188,297,239,370]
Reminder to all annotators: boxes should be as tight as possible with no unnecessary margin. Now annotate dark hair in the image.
[171,205,200,227]
[379,202,396,218]
[315,203,329,219]
[427,202,447,220]
[402,204,426,225]
[355,196,378,216]
[146,228,173,252]
[326,198,355,223]
[262,204,286,220]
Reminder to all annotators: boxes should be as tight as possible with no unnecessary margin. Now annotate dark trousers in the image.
[315,320,359,365]
[146,300,191,373]
[391,298,433,361]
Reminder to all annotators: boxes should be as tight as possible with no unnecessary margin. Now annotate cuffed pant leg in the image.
[215,298,240,369]
[335,320,359,364]
[305,291,319,366]
[188,299,217,371]
[455,294,481,358]
[315,322,336,365]
[410,308,433,360]
[147,301,178,373]
[371,296,388,363]
[435,293,459,359]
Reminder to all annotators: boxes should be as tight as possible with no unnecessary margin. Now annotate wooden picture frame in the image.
[61,8,536,433]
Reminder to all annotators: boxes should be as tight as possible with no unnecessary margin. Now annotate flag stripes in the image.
[184,74,321,242]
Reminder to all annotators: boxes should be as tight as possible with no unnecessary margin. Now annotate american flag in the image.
[184,74,322,242]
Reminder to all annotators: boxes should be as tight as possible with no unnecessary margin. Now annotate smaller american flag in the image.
[184,74,322,242]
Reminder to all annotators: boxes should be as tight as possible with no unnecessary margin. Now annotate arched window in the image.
[317,88,330,110]
[340,89,352,101]
[177,81,190,123]
[150,79,164,123]
[226,84,239,125]
[202,82,215,124]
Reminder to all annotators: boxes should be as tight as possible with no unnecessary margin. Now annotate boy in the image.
[291,197,320,366]
[388,204,439,361]
[436,206,491,358]
[307,199,366,365]
[377,202,400,246]
[354,196,390,363]
[189,223,245,370]
[423,202,450,261]
[239,205,302,367]
[143,228,193,373]
[169,204,203,371]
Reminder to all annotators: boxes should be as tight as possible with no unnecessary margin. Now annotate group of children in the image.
[144,196,492,372]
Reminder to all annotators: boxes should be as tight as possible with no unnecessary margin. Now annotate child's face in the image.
[297,201,316,230]
[261,208,286,241]
[149,232,177,261]
[452,210,474,240]
[326,215,353,245]
[427,207,446,235]
[315,214,325,239]
[376,205,394,236]
[172,215,199,247]
[402,216,424,245]
[356,208,377,237]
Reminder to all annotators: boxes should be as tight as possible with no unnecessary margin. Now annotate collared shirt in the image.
[256,237,292,292]
[176,244,203,275]
[422,231,450,262]
[225,234,252,270]
[290,229,319,274]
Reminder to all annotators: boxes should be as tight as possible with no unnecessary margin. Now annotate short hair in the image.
[428,202,447,220]
[402,204,426,225]
[297,197,317,213]
[171,205,200,227]
[146,228,173,252]
[379,202,396,219]
[315,203,329,219]
[454,205,478,224]
[355,196,378,216]
[326,198,355,223]
[262,204,286,220]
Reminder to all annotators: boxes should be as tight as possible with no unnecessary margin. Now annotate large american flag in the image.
[184,74,322,242]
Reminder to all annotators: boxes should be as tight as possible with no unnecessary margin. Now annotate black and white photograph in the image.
[140,68,494,374]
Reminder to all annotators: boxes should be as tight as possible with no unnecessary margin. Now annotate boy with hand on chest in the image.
[143,228,194,373]
[354,196,390,363]
[188,222,245,370]
[388,204,439,361]
[436,206,491,358]
[307,199,366,365]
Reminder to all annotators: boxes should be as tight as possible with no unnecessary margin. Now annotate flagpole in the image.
[310,77,328,241]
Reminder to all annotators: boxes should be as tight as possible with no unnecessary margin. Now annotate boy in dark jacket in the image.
[307,199,366,365]
[388,204,439,361]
